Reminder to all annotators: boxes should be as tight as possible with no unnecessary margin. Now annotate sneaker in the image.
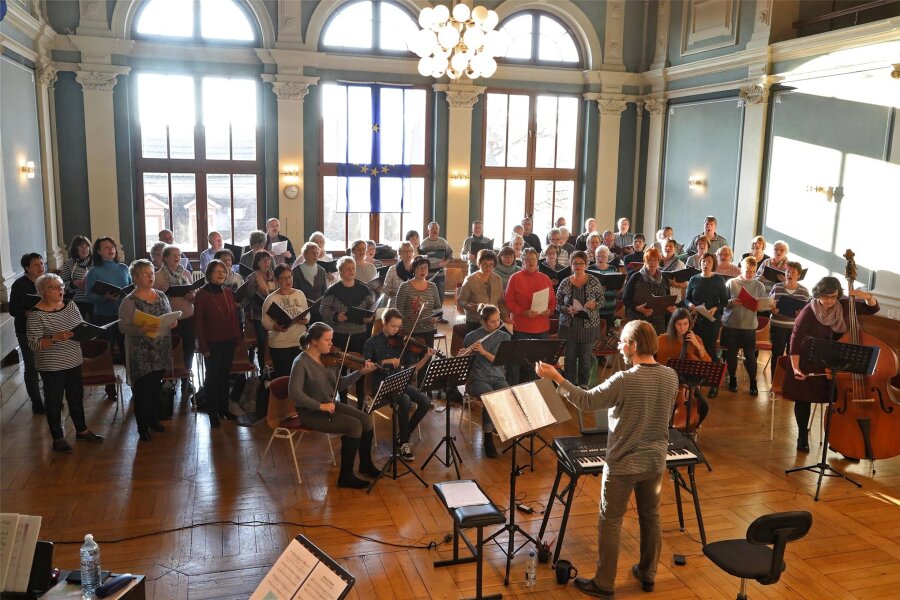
[483,433,498,458]
[75,430,104,442]
[399,443,415,462]
[52,439,73,453]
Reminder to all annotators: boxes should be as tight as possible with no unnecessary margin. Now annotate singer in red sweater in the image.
[504,248,557,384]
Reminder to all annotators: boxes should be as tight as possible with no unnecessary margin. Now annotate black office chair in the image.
[703,511,812,600]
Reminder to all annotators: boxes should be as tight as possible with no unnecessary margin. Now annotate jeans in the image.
[205,340,236,416]
[593,470,663,592]
[396,385,432,443]
[40,366,86,439]
[131,370,163,434]
[722,327,757,382]
[15,332,42,404]
[467,376,508,432]
[564,338,594,387]
[507,331,548,385]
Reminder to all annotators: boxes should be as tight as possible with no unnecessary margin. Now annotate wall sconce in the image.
[688,175,705,190]
[450,171,470,187]
[20,161,35,179]
[806,185,841,203]
[281,166,300,199]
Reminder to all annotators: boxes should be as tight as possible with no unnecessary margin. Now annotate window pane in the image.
[230,80,257,160]
[554,181,575,231]
[347,86,373,164]
[380,213,400,246]
[378,176,404,213]
[482,179,505,244]
[539,16,579,63]
[380,87,404,165]
[322,1,373,49]
[404,89,426,164]
[141,122,167,159]
[233,174,258,247]
[203,78,256,160]
[501,14,533,59]
[138,73,194,160]
[348,213,370,247]
[207,174,232,244]
[504,180,526,241]
[201,0,254,41]
[322,84,348,163]
[535,96,558,168]
[403,178,425,241]
[136,0,192,37]
[322,176,346,251]
[485,93,508,167]
[533,180,574,243]
[203,78,230,159]
[143,173,170,251]
[171,173,198,252]
[507,95,530,168]
[556,97,579,168]
[379,3,418,52]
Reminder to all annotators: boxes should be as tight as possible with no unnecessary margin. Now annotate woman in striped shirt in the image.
[27,273,103,452]
[60,235,92,318]
[767,261,810,380]
[395,256,441,349]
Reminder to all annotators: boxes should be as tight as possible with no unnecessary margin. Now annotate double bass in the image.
[671,314,702,433]
[827,250,900,461]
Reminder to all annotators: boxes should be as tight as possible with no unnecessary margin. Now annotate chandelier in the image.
[408,4,510,80]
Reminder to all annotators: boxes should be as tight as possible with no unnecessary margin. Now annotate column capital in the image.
[36,65,58,88]
[738,83,769,105]
[597,98,628,117]
[434,83,486,109]
[644,97,668,115]
[272,81,312,102]
[76,70,124,92]
[635,101,645,118]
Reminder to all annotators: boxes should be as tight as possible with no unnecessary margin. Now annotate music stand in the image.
[785,337,879,501]
[480,379,571,585]
[666,358,725,472]
[420,355,476,479]
[366,366,425,493]
[493,339,566,469]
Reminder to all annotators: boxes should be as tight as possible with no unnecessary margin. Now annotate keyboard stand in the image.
[670,463,706,545]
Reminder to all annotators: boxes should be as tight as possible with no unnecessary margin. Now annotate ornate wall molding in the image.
[36,65,58,88]
[597,99,628,116]
[434,84,487,109]
[271,81,312,102]
[645,98,668,115]
[738,84,769,105]
[75,70,120,92]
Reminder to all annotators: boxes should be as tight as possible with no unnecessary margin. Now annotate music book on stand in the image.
[251,535,354,600]
[480,379,570,442]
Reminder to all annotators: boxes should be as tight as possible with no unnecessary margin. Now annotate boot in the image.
[337,436,368,489]
[358,429,382,477]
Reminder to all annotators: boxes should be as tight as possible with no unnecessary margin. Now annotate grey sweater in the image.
[288,352,363,412]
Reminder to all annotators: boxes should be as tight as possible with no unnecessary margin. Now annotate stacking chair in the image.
[161,335,195,411]
[755,316,773,383]
[703,511,812,600]
[80,339,124,420]
[257,376,336,484]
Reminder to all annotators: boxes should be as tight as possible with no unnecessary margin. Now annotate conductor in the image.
[535,319,678,599]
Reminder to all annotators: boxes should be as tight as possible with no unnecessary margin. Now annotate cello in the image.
[827,249,900,461]
[671,314,702,433]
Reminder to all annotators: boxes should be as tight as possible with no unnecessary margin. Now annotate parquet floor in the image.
[3,321,900,599]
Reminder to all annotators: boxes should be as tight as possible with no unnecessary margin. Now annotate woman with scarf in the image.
[784,276,878,453]
[382,241,416,306]
[755,240,791,294]
[153,244,196,415]
[61,235,93,319]
[494,246,520,291]
[622,247,671,335]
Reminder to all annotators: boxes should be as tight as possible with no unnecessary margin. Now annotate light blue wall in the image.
[1,56,47,268]
[660,98,744,246]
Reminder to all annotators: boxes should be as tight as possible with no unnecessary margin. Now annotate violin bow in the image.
[399,304,427,359]
[329,335,353,404]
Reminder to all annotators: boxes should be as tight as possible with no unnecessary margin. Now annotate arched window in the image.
[498,11,581,67]
[135,0,257,43]
[320,0,419,54]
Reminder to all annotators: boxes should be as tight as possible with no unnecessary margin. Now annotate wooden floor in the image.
[3,322,900,599]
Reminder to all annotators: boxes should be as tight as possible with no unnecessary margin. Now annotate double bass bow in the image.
[827,249,900,462]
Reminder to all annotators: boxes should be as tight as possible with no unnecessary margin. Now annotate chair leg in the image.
[288,432,302,485]
[325,433,336,466]
[258,431,277,473]
[737,578,748,600]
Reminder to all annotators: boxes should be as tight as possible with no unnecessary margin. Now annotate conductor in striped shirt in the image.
[536,319,678,599]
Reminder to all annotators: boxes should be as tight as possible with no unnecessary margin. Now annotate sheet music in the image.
[512,384,555,430]
[694,305,716,322]
[133,310,182,339]
[250,539,318,600]
[0,514,18,590]
[439,481,490,508]
[271,240,288,255]
[295,562,348,600]
[530,287,549,313]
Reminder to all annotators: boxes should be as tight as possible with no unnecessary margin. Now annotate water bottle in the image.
[525,551,537,587]
[79,534,101,598]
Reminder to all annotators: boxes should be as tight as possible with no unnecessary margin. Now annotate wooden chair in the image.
[80,339,123,420]
[755,316,774,383]
[257,376,336,484]
[162,335,195,411]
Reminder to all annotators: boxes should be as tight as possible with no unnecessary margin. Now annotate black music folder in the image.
[72,320,119,342]
[763,265,807,282]
[238,263,254,278]
[317,259,339,274]
[663,267,700,283]
[587,271,625,291]
[776,295,808,318]
[470,240,494,255]
[265,301,307,329]
[223,243,244,265]
[347,305,375,324]
[89,280,135,297]
[539,262,571,282]
[164,278,205,297]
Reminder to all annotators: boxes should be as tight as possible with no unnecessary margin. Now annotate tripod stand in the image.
[785,337,877,501]
[420,355,476,479]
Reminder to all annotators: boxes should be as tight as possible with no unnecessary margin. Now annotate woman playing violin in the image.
[362,309,434,462]
[289,323,379,489]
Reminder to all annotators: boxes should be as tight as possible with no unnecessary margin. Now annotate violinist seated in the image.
[656,308,711,428]
[362,308,434,462]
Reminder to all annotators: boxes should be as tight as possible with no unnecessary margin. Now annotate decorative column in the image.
[734,83,770,247]
[650,0,671,70]
[35,64,66,269]
[266,76,319,242]
[76,68,129,245]
[642,97,668,236]
[593,98,628,229]
[631,101,644,228]
[434,83,485,255]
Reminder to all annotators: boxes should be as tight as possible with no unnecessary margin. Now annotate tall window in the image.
[319,83,430,252]
[481,91,580,245]
[498,11,581,66]
[320,0,419,55]
[133,0,261,255]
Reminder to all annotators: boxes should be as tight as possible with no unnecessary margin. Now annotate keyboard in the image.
[553,429,701,475]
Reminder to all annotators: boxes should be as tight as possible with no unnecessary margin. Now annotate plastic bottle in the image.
[79,534,101,599]
[525,551,537,587]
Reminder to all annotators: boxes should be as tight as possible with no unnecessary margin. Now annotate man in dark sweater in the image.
[362,308,433,461]
[9,253,46,413]
[536,320,678,599]
[521,217,542,253]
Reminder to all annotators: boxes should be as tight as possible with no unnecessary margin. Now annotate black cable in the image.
[52,519,452,551]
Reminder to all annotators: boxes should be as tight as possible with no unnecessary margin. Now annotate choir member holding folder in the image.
[685,252,729,397]
[382,242,416,306]
[194,260,242,426]
[395,256,442,349]
[119,260,176,441]
[291,242,327,308]
[767,261,810,380]
[236,250,277,369]
[458,250,506,333]
[721,256,768,396]
[623,247,672,335]
[263,264,309,379]
[26,273,103,452]
[504,247,557,384]
[556,251,605,386]
[153,245,197,405]
[589,245,620,332]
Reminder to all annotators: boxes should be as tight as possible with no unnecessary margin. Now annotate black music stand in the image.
[666,358,725,471]
[420,355,476,479]
[480,379,571,585]
[366,366,425,493]
[785,337,879,501]
[493,339,566,469]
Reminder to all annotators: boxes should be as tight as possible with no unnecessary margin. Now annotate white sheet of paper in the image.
[250,539,318,600]
[0,514,19,590]
[294,562,349,600]
[440,481,490,508]
[694,305,716,322]
[271,240,288,255]
[4,515,40,593]
[530,287,549,314]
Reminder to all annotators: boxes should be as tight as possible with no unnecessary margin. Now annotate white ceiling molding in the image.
[3,0,44,42]
[769,16,900,63]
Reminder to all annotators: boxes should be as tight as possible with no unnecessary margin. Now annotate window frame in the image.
[318,0,419,58]
[317,81,434,251]
[131,72,265,258]
[132,0,260,46]
[496,10,583,69]
[479,87,582,240]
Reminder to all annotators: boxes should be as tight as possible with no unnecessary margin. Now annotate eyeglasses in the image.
[819,293,839,301]
[570,261,587,267]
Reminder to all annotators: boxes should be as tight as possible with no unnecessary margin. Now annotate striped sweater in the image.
[26,301,84,371]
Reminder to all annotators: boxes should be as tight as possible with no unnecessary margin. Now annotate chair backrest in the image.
[747,511,813,585]
[756,316,771,341]
[80,339,115,383]
[243,323,258,347]
[266,376,296,430]
[169,335,187,375]
[371,318,384,337]
[451,322,468,356]
[230,342,257,374]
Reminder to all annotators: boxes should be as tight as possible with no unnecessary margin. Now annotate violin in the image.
[321,349,382,372]
[388,328,445,358]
